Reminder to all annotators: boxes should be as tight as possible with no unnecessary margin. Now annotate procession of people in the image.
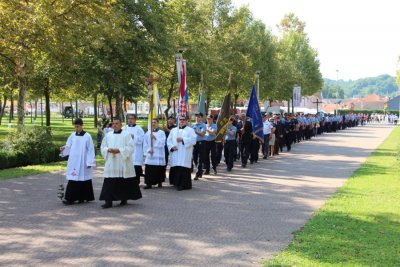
[60,111,367,208]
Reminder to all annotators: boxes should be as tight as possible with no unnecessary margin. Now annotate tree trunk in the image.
[44,78,51,127]
[34,99,38,120]
[134,100,138,116]
[107,94,113,121]
[9,94,14,123]
[115,87,123,121]
[0,95,7,125]
[93,93,98,128]
[16,58,26,125]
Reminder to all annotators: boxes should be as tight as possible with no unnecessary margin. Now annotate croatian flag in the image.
[176,57,188,117]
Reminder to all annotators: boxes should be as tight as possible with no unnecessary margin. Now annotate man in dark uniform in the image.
[192,112,206,180]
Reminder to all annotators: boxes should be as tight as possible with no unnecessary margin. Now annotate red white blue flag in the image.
[176,57,188,117]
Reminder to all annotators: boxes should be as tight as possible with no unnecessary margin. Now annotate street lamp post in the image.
[256,70,260,100]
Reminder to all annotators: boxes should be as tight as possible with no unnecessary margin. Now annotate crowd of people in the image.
[59,111,368,208]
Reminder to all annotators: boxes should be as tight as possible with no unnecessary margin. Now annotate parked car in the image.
[63,106,74,118]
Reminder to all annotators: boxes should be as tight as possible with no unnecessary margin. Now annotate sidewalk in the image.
[0,124,395,267]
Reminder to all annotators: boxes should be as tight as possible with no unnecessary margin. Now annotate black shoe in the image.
[62,200,74,205]
[226,168,232,172]
[263,156,267,159]
[204,170,210,175]
[144,185,152,189]
[250,161,253,164]
[158,183,162,188]
[78,200,84,204]
[101,202,112,209]
[242,164,246,168]
[194,173,202,180]
[177,186,184,191]
[120,200,127,206]
[213,168,217,174]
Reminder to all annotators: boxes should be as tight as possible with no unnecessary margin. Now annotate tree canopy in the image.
[0,0,323,125]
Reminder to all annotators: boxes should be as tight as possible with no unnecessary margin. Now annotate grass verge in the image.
[0,155,105,180]
[263,126,400,266]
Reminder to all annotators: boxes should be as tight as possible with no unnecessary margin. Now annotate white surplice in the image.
[143,129,166,166]
[122,125,145,166]
[167,126,197,168]
[61,132,96,181]
[101,130,136,178]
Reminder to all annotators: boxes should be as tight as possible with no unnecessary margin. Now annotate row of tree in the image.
[0,0,323,127]
[322,75,398,99]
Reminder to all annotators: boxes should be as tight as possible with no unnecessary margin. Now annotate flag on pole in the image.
[215,93,231,143]
[148,83,161,131]
[176,57,188,117]
[246,84,264,142]
[293,86,301,107]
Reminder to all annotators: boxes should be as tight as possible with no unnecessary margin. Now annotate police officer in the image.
[224,117,237,172]
[204,114,218,175]
[192,112,206,180]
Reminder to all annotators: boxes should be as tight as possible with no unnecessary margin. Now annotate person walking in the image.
[167,116,197,191]
[192,112,206,180]
[99,118,142,209]
[204,114,218,175]
[143,119,166,189]
[224,117,237,172]
[122,114,145,185]
[60,118,96,205]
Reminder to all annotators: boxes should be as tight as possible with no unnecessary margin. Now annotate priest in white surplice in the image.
[99,118,142,209]
[167,115,197,190]
[60,118,96,205]
[122,114,145,184]
[143,119,166,189]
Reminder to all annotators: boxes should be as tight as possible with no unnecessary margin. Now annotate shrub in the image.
[0,126,60,169]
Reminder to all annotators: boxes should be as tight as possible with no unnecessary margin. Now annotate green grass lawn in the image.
[263,126,400,267]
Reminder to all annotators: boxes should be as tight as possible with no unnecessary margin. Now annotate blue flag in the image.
[246,84,264,143]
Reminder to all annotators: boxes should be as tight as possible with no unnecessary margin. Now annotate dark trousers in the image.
[224,140,236,170]
[193,141,206,175]
[262,134,270,158]
[216,142,223,165]
[250,139,260,163]
[241,143,250,166]
[204,140,217,172]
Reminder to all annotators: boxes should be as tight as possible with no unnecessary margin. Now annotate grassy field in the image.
[263,126,400,267]
[0,114,147,180]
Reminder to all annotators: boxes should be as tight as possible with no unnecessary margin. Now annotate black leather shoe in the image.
[120,200,127,206]
[101,202,112,209]
[177,186,184,191]
[213,168,217,174]
[158,183,162,188]
[78,200,84,204]
[144,185,152,189]
[62,200,74,205]
[204,170,210,175]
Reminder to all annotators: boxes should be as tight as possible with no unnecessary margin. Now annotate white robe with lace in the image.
[101,131,136,178]
[122,125,145,166]
[61,132,96,181]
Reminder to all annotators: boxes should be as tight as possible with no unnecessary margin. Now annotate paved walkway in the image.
[0,124,395,267]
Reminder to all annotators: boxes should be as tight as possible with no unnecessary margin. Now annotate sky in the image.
[231,0,400,81]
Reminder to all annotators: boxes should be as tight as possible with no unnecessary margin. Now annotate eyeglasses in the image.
[179,119,186,121]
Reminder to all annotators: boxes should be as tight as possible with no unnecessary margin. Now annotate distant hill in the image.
[322,75,398,99]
